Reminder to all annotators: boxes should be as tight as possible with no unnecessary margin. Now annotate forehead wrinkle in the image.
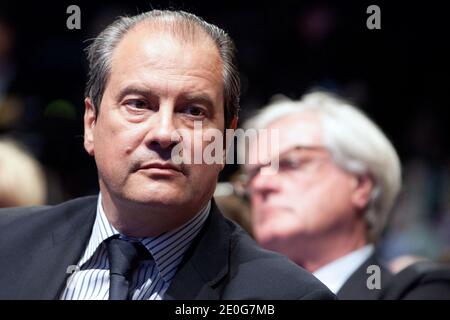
[111,20,222,75]
[113,71,221,104]
[109,30,223,95]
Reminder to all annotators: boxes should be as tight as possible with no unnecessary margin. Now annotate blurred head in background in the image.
[0,137,47,207]
[241,91,401,272]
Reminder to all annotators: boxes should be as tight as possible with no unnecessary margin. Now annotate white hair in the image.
[241,91,402,241]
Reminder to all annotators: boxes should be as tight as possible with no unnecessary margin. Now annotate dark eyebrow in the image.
[278,145,329,159]
[115,86,158,102]
[116,85,217,111]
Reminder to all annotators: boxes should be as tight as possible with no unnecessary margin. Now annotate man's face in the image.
[246,113,361,254]
[84,26,225,218]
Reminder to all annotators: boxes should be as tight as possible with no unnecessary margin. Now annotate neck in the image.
[300,239,367,273]
[99,190,203,238]
[291,223,368,273]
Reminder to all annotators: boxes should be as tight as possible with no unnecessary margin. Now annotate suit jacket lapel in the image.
[15,196,229,299]
[17,197,97,299]
[337,252,393,299]
[164,200,230,300]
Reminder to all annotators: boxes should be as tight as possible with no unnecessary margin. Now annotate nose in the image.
[250,169,280,198]
[144,104,182,151]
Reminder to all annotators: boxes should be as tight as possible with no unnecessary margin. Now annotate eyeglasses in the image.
[243,145,331,187]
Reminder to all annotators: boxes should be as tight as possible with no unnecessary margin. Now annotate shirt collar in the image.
[313,244,374,294]
[78,193,211,283]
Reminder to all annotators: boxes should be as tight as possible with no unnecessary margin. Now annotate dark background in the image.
[1,1,449,260]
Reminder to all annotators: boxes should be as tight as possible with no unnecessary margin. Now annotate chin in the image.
[134,194,186,207]
[256,223,297,244]
[122,186,187,207]
[254,228,276,247]
[257,236,282,252]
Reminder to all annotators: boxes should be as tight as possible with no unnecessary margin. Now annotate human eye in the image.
[179,105,207,118]
[279,157,303,171]
[124,99,148,110]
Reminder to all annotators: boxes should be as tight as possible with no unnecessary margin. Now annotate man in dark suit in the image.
[0,10,334,300]
[241,91,450,299]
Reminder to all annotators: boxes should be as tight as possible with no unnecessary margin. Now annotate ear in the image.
[230,116,238,130]
[84,97,97,156]
[351,174,374,211]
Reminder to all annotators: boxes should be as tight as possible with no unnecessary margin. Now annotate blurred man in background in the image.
[241,91,450,299]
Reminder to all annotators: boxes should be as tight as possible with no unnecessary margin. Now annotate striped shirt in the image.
[60,194,210,300]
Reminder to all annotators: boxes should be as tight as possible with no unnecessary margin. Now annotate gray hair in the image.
[242,91,402,242]
[85,10,240,127]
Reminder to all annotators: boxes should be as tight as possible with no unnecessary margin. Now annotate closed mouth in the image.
[139,162,183,173]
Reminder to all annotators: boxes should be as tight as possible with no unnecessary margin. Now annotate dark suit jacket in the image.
[337,253,393,300]
[337,252,450,300]
[379,260,450,300]
[0,196,335,300]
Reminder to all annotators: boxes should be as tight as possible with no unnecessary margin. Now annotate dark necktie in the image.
[106,237,151,300]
